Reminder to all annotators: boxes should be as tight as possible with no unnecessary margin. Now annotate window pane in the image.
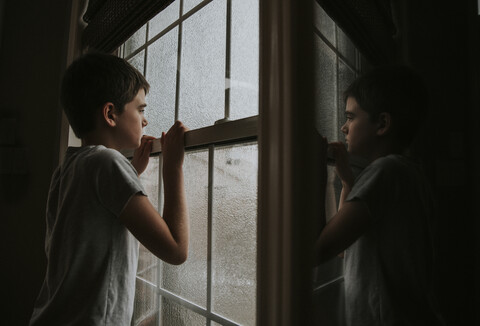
[140,156,160,210]
[313,1,335,45]
[179,0,226,129]
[229,0,259,120]
[132,157,160,325]
[148,1,180,40]
[132,277,158,326]
[125,24,147,57]
[162,150,209,307]
[161,297,206,325]
[312,4,367,326]
[212,144,257,325]
[312,279,345,326]
[145,27,178,136]
[313,165,344,286]
[313,34,338,141]
[128,50,145,75]
[183,0,203,14]
[337,27,356,68]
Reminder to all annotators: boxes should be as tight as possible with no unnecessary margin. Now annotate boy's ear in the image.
[102,102,116,127]
[376,112,392,136]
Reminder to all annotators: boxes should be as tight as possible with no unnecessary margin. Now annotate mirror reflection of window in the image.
[312,3,369,325]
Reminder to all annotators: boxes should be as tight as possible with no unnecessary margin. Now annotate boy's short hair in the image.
[344,65,428,150]
[60,52,150,138]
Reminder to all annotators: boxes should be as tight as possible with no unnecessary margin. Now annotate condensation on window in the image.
[162,149,209,308]
[229,0,259,121]
[144,27,178,135]
[312,2,366,325]
[123,1,259,324]
[178,0,226,129]
[211,144,257,325]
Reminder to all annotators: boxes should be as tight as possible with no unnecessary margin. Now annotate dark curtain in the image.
[82,0,174,53]
[316,0,397,65]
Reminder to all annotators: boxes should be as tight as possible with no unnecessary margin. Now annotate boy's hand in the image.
[132,135,155,175]
[318,135,328,190]
[329,142,354,189]
[161,121,188,169]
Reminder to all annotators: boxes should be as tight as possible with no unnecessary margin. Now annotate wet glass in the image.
[161,297,206,325]
[183,0,203,15]
[313,2,335,45]
[133,156,160,324]
[211,144,258,325]
[229,0,259,120]
[162,150,209,307]
[145,27,178,136]
[148,1,180,40]
[178,0,226,129]
[313,34,338,142]
[128,50,145,75]
[124,24,147,57]
[312,3,365,325]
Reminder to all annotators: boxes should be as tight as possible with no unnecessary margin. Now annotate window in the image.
[119,0,259,325]
[312,2,368,325]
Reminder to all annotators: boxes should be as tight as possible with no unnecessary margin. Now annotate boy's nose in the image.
[142,118,148,127]
[341,123,347,134]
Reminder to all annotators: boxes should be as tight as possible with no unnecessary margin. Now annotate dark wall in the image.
[0,1,71,325]
[401,1,479,324]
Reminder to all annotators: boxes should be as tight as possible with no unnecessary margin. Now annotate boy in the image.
[315,66,444,325]
[29,53,189,325]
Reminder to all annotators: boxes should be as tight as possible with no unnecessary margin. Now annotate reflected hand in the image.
[132,135,155,175]
[328,142,354,188]
[316,134,328,195]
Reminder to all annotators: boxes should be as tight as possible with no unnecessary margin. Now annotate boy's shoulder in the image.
[69,145,123,160]
[65,145,129,170]
[89,146,125,161]
[371,154,413,170]
[367,154,422,181]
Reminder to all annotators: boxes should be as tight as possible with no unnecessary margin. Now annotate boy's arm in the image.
[315,142,368,264]
[119,121,189,265]
[315,200,371,264]
[329,142,354,210]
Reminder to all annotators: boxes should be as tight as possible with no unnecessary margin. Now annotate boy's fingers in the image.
[144,140,153,157]
[142,140,152,153]
[142,135,156,141]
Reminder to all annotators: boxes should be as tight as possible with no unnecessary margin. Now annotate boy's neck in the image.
[365,141,401,163]
[81,130,119,150]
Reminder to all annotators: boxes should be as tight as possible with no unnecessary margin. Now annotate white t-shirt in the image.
[30,146,146,326]
[344,154,442,326]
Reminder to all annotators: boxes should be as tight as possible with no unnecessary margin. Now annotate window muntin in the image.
[120,1,259,325]
[122,0,259,131]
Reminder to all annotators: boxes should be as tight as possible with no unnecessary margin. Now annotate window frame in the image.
[64,0,318,324]
[118,1,259,325]
[132,139,259,326]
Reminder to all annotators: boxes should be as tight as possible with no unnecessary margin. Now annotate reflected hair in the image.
[60,52,150,138]
[344,65,428,151]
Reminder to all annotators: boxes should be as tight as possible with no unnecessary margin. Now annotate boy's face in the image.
[114,89,148,150]
[341,97,378,159]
